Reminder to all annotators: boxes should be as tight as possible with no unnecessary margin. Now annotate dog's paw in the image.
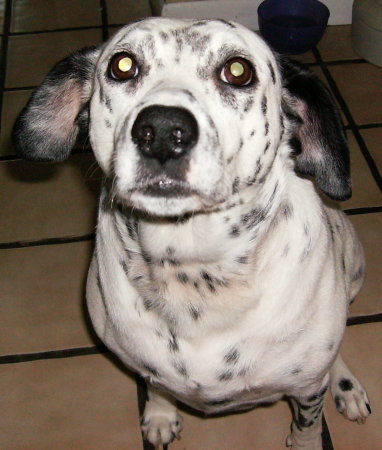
[331,376,371,424]
[141,411,183,448]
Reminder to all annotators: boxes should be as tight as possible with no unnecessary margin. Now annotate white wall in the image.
[160,0,354,28]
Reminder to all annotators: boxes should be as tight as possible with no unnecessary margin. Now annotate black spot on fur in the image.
[268,62,276,84]
[142,363,160,378]
[351,266,364,282]
[201,271,216,292]
[104,119,111,128]
[261,96,267,115]
[232,177,240,194]
[230,225,240,237]
[339,378,354,391]
[241,208,266,229]
[168,258,181,266]
[244,97,254,112]
[120,259,129,275]
[236,255,248,264]
[143,298,157,311]
[218,370,234,381]
[282,203,293,219]
[189,304,201,320]
[105,96,112,113]
[166,246,175,256]
[264,120,269,135]
[160,31,169,42]
[224,348,240,364]
[291,368,302,375]
[169,331,179,352]
[342,255,346,273]
[177,272,189,284]
[264,141,271,153]
[173,360,188,377]
[142,251,152,264]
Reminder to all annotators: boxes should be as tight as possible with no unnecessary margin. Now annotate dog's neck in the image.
[110,171,284,269]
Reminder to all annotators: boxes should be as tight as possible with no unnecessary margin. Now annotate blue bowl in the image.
[258,0,330,54]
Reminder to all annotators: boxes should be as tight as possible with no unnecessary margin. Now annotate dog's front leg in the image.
[141,384,183,448]
[287,380,329,450]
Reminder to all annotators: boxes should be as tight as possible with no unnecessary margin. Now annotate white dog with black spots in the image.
[14,18,371,450]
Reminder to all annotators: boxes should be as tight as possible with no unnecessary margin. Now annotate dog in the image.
[13,17,371,449]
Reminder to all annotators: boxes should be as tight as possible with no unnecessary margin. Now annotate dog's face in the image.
[90,18,281,216]
[13,18,352,216]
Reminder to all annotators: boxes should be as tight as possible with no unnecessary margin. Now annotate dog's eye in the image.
[108,53,138,81]
[221,58,253,86]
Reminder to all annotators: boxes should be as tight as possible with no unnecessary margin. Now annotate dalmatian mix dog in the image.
[14,17,371,450]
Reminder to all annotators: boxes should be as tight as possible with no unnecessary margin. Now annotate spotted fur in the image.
[13,18,370,450]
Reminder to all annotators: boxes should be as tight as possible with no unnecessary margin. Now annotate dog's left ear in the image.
[280,57,351,201]
[13,46,101,162]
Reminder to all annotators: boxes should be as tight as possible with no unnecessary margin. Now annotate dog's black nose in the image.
[131,105,198,164]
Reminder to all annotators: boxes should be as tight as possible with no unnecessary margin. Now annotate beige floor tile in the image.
[0,241,95,355]
[342,132,382,210]
[6,29,102,88]
[1,89,33,156]
[0,354,142,449]
[317,25,359,61]
[328,63,382,125]
[11,0,101,33]
[0,154,101,242]
[107,0,152,25]
[172,400,291,450]
[348,213,382,317]
[325,323,382,449]
[288,50,316,64]
[360,128,382,175]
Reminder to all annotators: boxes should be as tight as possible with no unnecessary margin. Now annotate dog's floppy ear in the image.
[280,57,351,201]
[13,46,101,162]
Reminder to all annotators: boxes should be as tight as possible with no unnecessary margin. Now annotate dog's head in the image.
[13,18,351,217]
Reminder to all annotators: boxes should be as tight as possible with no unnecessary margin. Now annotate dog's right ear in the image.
[13,46,101,162]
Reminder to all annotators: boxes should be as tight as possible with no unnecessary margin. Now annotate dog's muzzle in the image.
[131,105,199,164]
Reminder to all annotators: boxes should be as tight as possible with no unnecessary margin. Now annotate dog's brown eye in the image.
[109,53,138,80]
[221,58,253,86]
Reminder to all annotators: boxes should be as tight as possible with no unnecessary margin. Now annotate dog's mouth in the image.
[136,175,194,198]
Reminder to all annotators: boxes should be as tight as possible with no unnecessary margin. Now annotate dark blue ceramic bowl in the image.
[258,0,330,54]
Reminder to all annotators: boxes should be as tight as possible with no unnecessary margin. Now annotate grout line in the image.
[99,0,109,42]
[347,313,382,327]
[0,345,108,365]
[0,233,95,250]
[312,47,382,193]
[325,58,366,66]
[345,206,382,215]
[357,123,382,130]
[0,0,13,134]
[4,85,37,91]
[10,25,105,36]
[322,414,334,450]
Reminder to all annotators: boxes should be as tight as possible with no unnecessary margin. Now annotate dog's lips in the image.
[138,176,193,198]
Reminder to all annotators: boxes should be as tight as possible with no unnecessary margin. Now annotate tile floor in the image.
[0,2,381,449]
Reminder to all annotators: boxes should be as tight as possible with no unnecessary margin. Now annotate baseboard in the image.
[154,0,353,29]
